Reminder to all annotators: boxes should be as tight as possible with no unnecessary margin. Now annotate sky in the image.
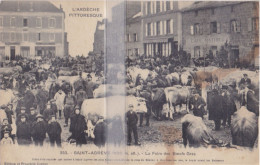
[51,1,193,57]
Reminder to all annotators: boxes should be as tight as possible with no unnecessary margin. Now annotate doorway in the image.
[10,46,15,60]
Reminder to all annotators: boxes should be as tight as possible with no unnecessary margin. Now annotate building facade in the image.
[141,1,182,57]
[0,1,68,61]
[182,1,259,67]
[93,19,105,57]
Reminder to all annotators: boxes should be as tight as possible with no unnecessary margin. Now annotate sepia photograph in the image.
[0,0,259,164]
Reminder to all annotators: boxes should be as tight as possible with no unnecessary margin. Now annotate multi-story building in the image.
[141,1,182,57]
[0,1,68,61]
[125,1,143,58]
[93,19,105,57]
[182,1,259,67]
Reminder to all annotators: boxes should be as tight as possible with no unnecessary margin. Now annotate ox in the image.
[127,67,157,84]
[164,85,194,120]
[93,84,125,98]
[231,106,258,148]
[165,72,180,86]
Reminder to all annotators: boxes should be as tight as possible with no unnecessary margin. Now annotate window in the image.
[23,33,28,42]
[211,8,215,15]
[10,17,15,27]
[147,23,151,36]
[230,20,240,33]
[156,1,160,13]
[10,32,15,42]
[166,1,171,11]
[194,23,200,35]
[166,20,171,34]
[0,17,3,27]
[133,33,137,42]
[194,46,200,58]
[156,21,160,35]
[252,18,259,31]
[195,11,198,17]
[190,25,194,35]
[134,48,139,55]
[23,18,28,27]
[49,18,55,28]
[127,34,130,42]
[210,21,217,33]
[38,33,41,41]
[49,33,55,41]
[147,2,151,15]
[231,6,234,12]
[36,17,42,28]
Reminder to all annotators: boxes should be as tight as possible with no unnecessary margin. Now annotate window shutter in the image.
[151,2,154,14]
[248,18,252,31]
[154,1,157,13]
[170,1,174,10]
[153,22,157,36]
[170,19,173,34]
[146,24,148,36]
[164,1,167,11]
[164,20,167,35]
[160,1,163,12]
[190,25,194,35]
[217,22,221,33]
[145,2,148,15]
[160,21,163,35]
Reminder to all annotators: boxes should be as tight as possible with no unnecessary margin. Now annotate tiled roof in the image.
[0,1,62,13]
[182,1,244,12]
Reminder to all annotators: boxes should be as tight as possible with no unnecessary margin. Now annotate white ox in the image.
[164,85,193,120]
[165,72,180,86]
[127,67,157,84]
[93,84,126,98]
[81,95,147,139]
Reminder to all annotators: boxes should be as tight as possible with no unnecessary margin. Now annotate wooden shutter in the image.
[154,22,157,36]
[145,23,148,36]
[170,1,174,10]
[160,21,163,35]
[190,25,194,35]
[170,19,173,34]
[217,22,221,33]
[164,20,167,35]
[151,22,154,36]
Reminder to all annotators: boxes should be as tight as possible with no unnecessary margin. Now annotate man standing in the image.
[239,73,251,87]
[47,115,62,147]
[93,116,107,148]
[28,107,37,126]
[69,106,87,146]
[190,92,206,119]
[63,91,76,127]
[76,86,88,108]
[85,74,97,99]
[16,115,31,145]
[54,89,66,119]
[126,104,140,146]
[31,114,47,146]
[43,102,55,122]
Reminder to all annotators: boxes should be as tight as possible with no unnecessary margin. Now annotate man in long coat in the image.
[85,74,98,99]
[75,87,88,108]
[31,114,47,146]
[47,115,62,147]
[35,85,49,114]
[190,92,206,119]
[16,115,32,145]
[54,89,66,119]
[69,106,87,146]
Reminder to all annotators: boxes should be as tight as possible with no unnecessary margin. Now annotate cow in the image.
[180,71,193,86]
[81,96,147,140]
[181,114,220,148]
[93,84,125,98]
[127,67,157,85]
[164,85,194,120]
[151,88,166,120]
[231,106,258,148]
[165,72,180,86]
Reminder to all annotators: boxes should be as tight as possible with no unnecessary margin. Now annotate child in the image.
[0,131,13,145]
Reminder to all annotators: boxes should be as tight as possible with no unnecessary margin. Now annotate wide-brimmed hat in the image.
[36,114,44,119]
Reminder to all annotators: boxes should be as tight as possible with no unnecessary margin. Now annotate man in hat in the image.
[28,107,37,126]
[16,114,31,145]
[23,86,35,113]
[221,85,237,127]
[73,72,86,94]
[76,86,88,108]
[126,104,140,146]
[69,106,87,146]
[85,74,97,99]
[61,80,72,95]
[54,89,66,119]
[0,131,13,145]
[43,102,55,122]
[64,91,76,127]
[189,92,206,119]
[5,103,14,124]
[16,107,29,125]
[31,114,47,146]
[35,85,49,114]
[50,99,58,117]
[49,81,60,100]
[239,73,251,87]
[47,115,62,147]
[93,116,107,148]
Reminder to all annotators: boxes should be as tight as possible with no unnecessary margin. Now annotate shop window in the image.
[194,46,200,58]
[210,21,217,33]
[23,18,28,27]
[156,1,160,13]
[156,21,160,35]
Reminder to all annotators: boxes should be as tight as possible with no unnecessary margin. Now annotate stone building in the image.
[93,19,105,57]
[141,1,182,57]
[182,1,259,67]
[0,1,68,61]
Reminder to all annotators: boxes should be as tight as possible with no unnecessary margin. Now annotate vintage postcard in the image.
[0,0,259,165]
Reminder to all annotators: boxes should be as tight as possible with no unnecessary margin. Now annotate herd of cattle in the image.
[0,63,259,148]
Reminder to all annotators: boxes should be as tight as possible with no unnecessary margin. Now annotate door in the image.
[10,47,15,60]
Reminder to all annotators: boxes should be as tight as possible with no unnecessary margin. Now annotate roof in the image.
[0,1,63,13]
[182,1,244,12]
[126,12,141,24]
